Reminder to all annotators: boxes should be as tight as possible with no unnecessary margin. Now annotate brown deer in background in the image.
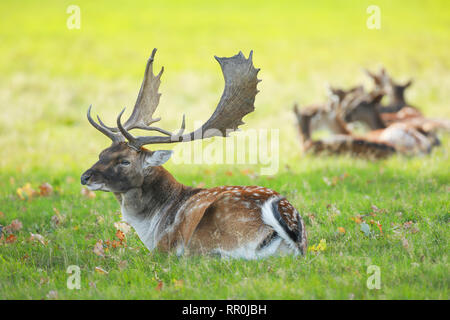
[292,84,364,143]
[340,91,441,155]
[364,68,423,123]
[81,49,307,259]
[293,93,396,159]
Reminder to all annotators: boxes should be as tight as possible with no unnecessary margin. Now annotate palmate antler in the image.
[87,49,260,150]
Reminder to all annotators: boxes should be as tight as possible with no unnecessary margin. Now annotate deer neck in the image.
[334,114,351,135]
[115,166,198,250]
[387,92,406,110]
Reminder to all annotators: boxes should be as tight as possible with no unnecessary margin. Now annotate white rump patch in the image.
[260,197,299,254]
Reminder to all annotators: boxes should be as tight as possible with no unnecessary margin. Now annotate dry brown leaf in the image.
[114,221,131,234]
[39,182,53,196]
[95,266,108,275]
[5,219,23,232]
[115,230,125,242]
[29,233,46,245]
[338,227,346,234]
[0,211,4,218]
[225,170,233,176]
[16,183,37,200]
[93,240,105,257]
[5,234,17,243]
[155,281,163,291]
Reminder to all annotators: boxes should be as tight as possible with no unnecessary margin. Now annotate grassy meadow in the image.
[0,0,449,299]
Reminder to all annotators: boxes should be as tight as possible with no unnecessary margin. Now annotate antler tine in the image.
[181,50,260,141]
[87,105,124,143]
[117,108,187,149]
[112,50,259,150]
[123,48,164,130]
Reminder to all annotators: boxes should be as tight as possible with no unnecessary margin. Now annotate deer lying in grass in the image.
[364,68,424,124]
[81,49,307,259]
[293,93,396,159]
[340,91,440,155]
[292,85,364,140]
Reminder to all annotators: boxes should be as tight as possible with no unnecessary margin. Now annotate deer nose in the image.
[80,170,92,185]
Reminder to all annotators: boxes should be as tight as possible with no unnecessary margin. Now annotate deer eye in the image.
[119,160,130,166]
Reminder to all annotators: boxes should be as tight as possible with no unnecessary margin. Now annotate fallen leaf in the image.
[93,240,105,257]
[95,266,108,275]
[5,234,17,243]
[29,233,46,245]
[0,211,4,218]
[39,182,53,196]
[16,183,37,200]
[114,221,131,234]
[5,219,23,232]
[338,227,346,234]
[225,170,233,176]
[115,230,125,241]
[155,281,163,291]
[351,215,363,224]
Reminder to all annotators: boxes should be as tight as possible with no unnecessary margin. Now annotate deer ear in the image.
[143,150,173,168]
[404,79,413,88]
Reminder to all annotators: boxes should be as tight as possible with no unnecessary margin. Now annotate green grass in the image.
[0,0,449,299]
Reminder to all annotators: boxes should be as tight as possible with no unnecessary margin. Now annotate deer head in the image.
[364,67,413,109]
[340,90,386,130]
[81,49,260,193]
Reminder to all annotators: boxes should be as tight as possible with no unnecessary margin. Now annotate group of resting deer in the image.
[80,49,446,260]
[293,68,449,158]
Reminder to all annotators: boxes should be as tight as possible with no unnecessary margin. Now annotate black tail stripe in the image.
[271,198,299,243]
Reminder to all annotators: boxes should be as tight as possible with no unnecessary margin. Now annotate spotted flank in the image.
[185,185,307,259]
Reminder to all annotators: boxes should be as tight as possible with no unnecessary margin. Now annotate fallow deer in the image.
[292,85,364,142]
[364,67,423,122]
[293,95,396,159]
[340,91,441,155]
[81,49,307,259]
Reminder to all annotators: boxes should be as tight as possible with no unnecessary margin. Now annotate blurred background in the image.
[0,0,448,173]
[1,0,449,300]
